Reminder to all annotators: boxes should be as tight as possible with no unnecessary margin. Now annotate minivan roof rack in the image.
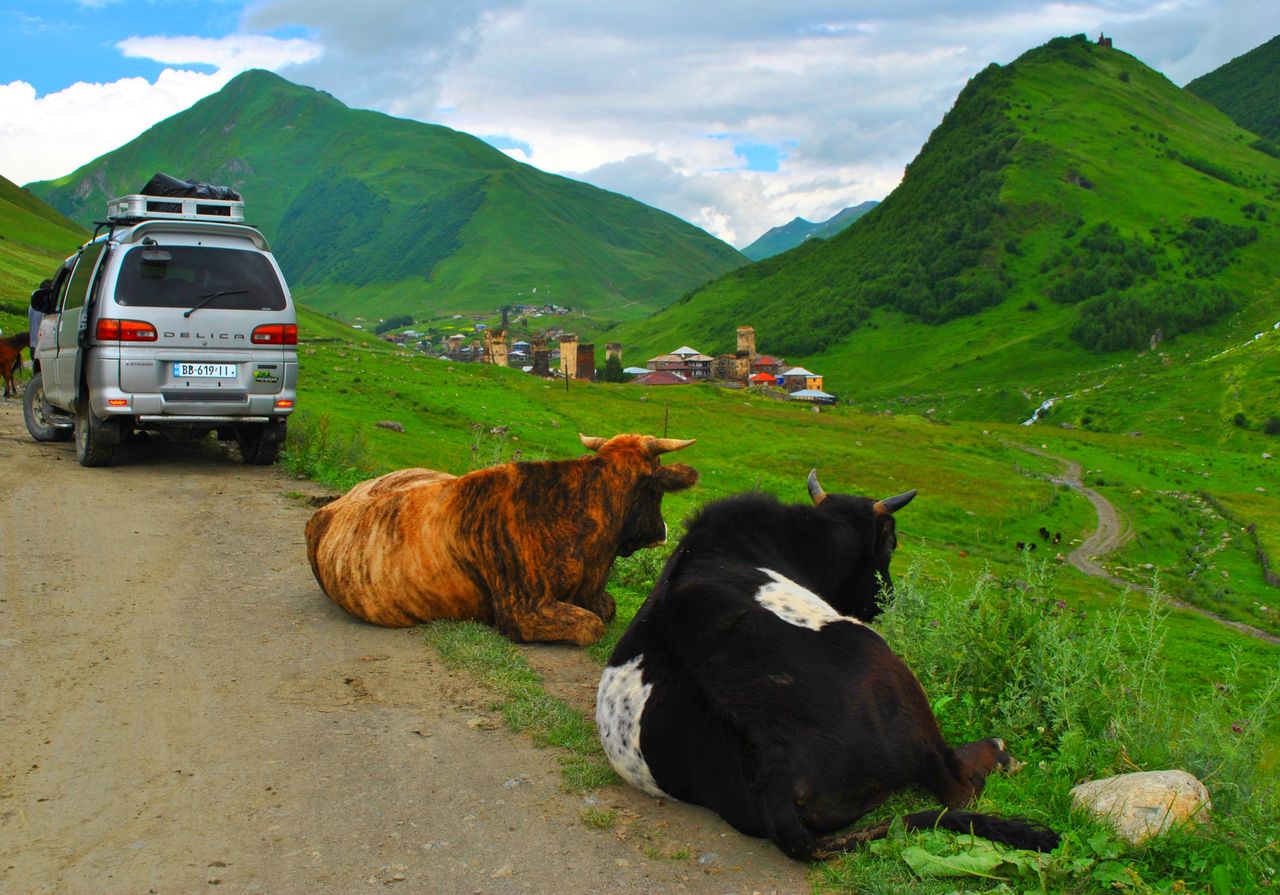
[107,194,246,224]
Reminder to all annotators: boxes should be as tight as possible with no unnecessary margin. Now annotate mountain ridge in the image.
[604,34,1280,436]
[741,200,879,260]
[1185,33,1280,142]
[25,69,746,322]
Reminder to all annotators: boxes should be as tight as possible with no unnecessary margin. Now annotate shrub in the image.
[281,411,376,488]
[1265,416,1280,435]
[871,564,1280,885]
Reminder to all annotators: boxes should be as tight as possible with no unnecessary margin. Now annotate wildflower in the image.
[1231,722,1245,733]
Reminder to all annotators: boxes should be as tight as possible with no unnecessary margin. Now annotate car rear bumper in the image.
[88,348,296,420]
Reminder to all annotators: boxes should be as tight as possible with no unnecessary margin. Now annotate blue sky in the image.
[2,1,1279,247]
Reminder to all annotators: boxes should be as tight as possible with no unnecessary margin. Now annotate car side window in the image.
[62,242,107,312]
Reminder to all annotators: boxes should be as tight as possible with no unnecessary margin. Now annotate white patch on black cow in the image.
[596,655,671,798]
[754,567,864,631]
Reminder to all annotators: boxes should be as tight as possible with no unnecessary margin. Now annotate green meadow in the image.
[268,311,1279,891]
[269,305,1280,679]
[2,33,1278,886]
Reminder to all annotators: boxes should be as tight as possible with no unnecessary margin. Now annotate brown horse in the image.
[0,331,30,398]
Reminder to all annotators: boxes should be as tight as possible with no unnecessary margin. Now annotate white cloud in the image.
[116,34,323,71]
[5,1,1280,246]
[0,31,323,186]
[0,69,235,185]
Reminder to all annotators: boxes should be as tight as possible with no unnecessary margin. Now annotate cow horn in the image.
[579,433,607,452]
[873,489,917,515]
[807,469,827,506]
[645,437,696,456]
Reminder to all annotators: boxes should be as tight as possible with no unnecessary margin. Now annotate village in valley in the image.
[377,311,837,405]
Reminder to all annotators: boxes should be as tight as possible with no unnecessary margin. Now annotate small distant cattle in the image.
[306,433,697,645]
[597,472,1057,860]
[0,332,29,398]
[1038,526,1051,542]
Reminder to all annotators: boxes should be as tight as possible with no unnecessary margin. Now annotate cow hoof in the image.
[992,739,1026,775]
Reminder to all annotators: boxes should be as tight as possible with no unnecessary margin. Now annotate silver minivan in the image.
[25,189,297,467]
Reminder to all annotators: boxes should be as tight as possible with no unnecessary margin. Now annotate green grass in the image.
[288,306,1279,697]
[0,174,86,309]
[420,620,616,792]
[813,566,1280,893]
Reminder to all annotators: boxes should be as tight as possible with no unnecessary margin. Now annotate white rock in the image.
[1070,770,1211,845]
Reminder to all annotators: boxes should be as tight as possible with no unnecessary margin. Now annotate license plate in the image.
[172,362,237,379]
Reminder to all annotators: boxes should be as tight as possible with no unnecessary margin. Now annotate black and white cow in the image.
[596,472,1058,861]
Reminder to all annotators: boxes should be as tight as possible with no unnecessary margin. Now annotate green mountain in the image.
[608,35,1280,436]
[24,70,745,323]
[1186,34,1280,142]
[741,201,878,260]
[0,175,88,314]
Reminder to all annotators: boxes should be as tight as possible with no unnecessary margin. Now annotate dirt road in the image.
[0,401,805,895]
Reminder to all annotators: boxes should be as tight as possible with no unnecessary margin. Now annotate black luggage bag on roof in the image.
[140,172,241,201]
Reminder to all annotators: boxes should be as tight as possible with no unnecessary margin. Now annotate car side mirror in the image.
[31,288,55,314]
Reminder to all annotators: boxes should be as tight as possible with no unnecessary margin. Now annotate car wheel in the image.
[23,373,72,442]
[75,396,117,467]
[237,420,286,465]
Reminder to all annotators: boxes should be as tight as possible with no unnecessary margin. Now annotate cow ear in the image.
[654,462,698,492]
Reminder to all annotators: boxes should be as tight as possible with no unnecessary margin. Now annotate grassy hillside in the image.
[24,70,745,323]
[741,200,878,260]
[1186,33,1280,142]
[281,315,1277,890]
[0,175,87,313]
[606,36,1280,441]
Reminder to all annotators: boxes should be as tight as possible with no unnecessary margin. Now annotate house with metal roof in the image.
[788,388,837,405]
[631,370,690,386]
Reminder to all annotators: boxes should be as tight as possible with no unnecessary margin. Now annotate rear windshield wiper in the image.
[183,289,249,318]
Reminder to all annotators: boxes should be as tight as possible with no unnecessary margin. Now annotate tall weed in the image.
[873,562,1280,888]
[280,411,376,488]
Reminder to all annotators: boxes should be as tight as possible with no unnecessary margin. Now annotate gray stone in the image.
[1070,770,1211,845]
[375,420,405,432]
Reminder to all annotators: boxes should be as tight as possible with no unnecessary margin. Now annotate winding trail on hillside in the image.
[1009,443,1280,646]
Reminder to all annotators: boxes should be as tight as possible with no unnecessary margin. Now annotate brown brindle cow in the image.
[305,433,698,645]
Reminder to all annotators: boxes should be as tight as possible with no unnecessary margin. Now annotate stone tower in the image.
[484,329,509,367]
[736,325,756,360]
[605,342,622,363]
[576,343,596,381]
[559,333,578,380]
[531,337,551,377]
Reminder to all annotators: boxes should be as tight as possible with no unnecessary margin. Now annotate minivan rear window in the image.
[115,245,287,310]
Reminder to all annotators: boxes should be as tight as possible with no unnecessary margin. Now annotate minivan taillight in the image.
[96,318,158,342]
[251,323,297,345]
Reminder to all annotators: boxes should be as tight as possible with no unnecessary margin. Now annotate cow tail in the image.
[812,809,1058,858]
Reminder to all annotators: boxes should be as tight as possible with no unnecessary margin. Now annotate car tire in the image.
[237,420,286,465]
[23,373,72,442]
[75,396,118,467]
